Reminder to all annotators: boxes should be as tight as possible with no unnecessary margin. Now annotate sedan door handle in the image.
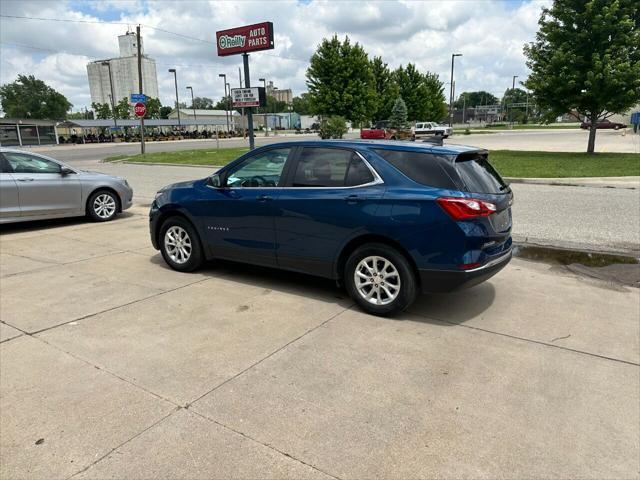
[257,194,273,202]
[16,178,34,182]
[344,194,361,204]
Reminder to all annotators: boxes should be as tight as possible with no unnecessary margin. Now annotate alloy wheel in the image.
[164,226,192,264]
[93,193,116,219]
[354,255,401,305]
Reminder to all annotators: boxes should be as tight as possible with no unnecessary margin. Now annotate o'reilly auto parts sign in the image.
[216,22,274,57]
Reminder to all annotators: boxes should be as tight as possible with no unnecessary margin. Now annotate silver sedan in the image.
[0,148,133,224]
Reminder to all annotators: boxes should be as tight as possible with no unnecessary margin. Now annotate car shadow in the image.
[0,212,136,235]
[148,253,496,324]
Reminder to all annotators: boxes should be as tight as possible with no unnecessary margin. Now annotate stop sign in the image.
[134,102,146,117]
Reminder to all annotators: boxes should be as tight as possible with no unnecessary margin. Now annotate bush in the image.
[319,116,348,139]
[464,128,471,135]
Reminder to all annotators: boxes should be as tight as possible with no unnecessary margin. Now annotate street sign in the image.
[134,102,146,117]
[130,93,146,103]
[216,22,274,57]
[231,87,266,108]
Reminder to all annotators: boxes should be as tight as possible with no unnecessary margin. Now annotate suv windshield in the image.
[455,153,509,194]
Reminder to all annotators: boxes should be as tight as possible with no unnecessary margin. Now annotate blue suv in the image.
[150,140,513,316]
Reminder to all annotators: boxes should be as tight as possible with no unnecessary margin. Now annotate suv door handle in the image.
[344,194,360,204]
[257,194,272,202]
[16,178,34,182]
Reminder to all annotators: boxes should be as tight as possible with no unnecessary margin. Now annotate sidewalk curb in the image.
[511,235,640,258]
[107,160,223,169]
[505,177,639,190]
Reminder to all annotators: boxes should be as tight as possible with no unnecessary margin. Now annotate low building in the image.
[0,119,59,147]
[168,109,240,131]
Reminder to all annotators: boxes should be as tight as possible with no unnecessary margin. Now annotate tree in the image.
[394,64,446,122]
[524,0,640,153]
[144,97,162,119]
[265,95,287,113]
[306,35,376,125]
[214,96,231,111]
[0,74,72,119]
[292,93,312,115]
[319,116,348,139]
[454,91,499,109]
[91,102,112,120]
[370,56,399,122]
[159,106,173,119]
[67,110,94,120]
[114,97,131,119]
[190,96,214,109]
[389,97,408,129]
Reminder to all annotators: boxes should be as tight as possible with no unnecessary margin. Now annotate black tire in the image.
[614,125,620,130]
[344,243,418,316]
[87,189,119,222]
[159,216,204,272]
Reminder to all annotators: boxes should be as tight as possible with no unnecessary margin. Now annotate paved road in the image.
[1,208,638,478]
[23,128,640,165]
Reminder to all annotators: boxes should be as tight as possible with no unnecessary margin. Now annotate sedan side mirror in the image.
[60,166,75,176]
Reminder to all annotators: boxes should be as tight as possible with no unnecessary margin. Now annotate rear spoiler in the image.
[421,136,444,146]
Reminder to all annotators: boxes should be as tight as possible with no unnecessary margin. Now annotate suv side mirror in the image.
[60,166,75,176]
[207,173,223,188]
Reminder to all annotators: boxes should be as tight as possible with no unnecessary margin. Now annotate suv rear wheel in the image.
[345,243,417,316]
[159,217,204,272]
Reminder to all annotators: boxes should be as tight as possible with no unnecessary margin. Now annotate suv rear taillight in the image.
[437,197,497,220]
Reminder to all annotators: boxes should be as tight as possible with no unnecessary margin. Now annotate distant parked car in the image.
[0,148,133,224]
[580,119,627,130]
[414,122,453,138]
[360,121,414,141]
[149,140,513,316]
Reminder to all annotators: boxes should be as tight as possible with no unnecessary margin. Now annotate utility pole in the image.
[136,25,145,154]
[259,77,268,136]
[186,86,196,120]
[449,53,462,127]
[242,53,255,150]
[168,68,180,127]
[218,74,229,134]
[226,82,231,132]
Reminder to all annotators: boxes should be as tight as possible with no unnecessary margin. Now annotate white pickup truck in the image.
[414,122,453,139]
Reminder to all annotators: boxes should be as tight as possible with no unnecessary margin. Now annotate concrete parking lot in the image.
[1,208,638,479]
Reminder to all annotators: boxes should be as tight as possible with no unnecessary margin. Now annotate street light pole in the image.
[449,53,462,127]
[101,61,117,129]
[168,69,180,127]
[259,77,268,136]
[511,75,518,126]
[226,82,231,132]
[218,74,229,134]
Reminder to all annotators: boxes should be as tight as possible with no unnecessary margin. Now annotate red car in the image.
[580,119,627,130]
[360,121,414,140]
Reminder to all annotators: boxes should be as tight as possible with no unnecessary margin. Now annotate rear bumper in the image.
[418,250,512,293]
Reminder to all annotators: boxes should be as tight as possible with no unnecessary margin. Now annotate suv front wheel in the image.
[345,243,417,316]
[159,217,204,272]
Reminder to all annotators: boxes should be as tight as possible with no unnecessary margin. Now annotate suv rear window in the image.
[454,153,508,194]
[372,149,457,189]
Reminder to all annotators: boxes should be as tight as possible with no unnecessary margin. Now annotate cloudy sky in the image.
[0,0,549,112]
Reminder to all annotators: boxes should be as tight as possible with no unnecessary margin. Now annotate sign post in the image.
[216,22,274,150]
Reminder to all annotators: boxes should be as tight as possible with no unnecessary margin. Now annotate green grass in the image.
[489,150,640,178]
[482,124,581,130]
[105,147,639,178]
[104,147,249,166]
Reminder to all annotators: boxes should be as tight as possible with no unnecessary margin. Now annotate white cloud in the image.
[0,0,550,112]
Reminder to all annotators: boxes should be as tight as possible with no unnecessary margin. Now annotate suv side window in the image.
[3,152,61,174]
[292,148,374,187]
[225,148,290,188]
[373,148,457,189]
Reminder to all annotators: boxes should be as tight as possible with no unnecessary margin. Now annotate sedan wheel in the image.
[88,190,119,222]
